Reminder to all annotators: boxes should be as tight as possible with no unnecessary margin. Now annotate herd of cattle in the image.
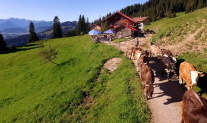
[125,40,207,123]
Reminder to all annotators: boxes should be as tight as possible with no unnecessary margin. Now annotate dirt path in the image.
[103,34,187,123]
[162,26,206,55]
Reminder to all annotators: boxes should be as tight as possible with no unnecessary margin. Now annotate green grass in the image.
[0,35,150,123]
[112,38,129,43]
[144,8,207,43]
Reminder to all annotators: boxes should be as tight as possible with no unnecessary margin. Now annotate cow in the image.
[179,61,205,90]
[160,54,176,81]
[126,40,138,59]
[161,49,177,63]
[140,64,155,99]
[131,47,143,60]
[181,89,207,123]
[148,42,162,58]
[134,48,147,71]
[138,53,149,66]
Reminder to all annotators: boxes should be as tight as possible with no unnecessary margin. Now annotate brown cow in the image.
[131,47,143,60]
[179,61,205,90]
[140,64,155,99]
[181,89,207,123]
[134,48,146,71]
[148,42,162,58]
[126,40,139,59]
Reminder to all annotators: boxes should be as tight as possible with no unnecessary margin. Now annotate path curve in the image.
[103,34,187,123]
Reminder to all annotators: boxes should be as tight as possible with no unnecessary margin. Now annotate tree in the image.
[77,15,88,35]
[53,16,62,38]
[0,34,7,53]
[101,20,109,32]
[28,21,39,43]
[39,45,59,65]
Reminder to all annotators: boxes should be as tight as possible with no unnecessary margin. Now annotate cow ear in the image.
[199,72,205,77]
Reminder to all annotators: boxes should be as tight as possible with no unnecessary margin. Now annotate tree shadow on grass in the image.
[1,44,39,54]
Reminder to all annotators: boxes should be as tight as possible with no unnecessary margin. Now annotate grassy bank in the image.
[0,35,150,123]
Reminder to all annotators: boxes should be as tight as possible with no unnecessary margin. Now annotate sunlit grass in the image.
[0,35,150,123]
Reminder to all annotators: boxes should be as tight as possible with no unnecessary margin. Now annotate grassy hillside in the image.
[144,7,207,98]
[0,35,150,122]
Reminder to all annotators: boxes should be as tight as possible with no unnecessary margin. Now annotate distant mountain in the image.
[22,22,53,31]
[35,26,51,33]
[0,21,20,30]
[0,18,52,28]
[4,21,78,47]
[37,21,78,40]
[1,28,28,33]
[0,18,54,40]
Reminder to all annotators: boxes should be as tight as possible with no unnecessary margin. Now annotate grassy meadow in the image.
[0,35,150,122]
[144,7,207,98]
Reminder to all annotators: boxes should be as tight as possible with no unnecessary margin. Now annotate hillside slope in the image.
[144,7,207,97]
[0,35,150,123]
[145,7,207,55]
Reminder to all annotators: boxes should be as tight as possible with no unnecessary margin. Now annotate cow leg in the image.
[130,53,134,60]
[167,72,170,81]
[161,69,164,77]
[180,119,184,123]
[144,85,149,100]
[179,76,183,84]
[125,50,128,57]
[135,60,138,71]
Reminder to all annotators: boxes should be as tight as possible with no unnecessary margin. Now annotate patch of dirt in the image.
[83,95,94,107]
[103,57,122,72]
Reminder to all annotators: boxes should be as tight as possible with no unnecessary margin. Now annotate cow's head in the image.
[145,83,154,99]
[190,71,205,86]
[171,56,177,63]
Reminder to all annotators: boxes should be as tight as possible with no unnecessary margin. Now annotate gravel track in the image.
[103,34,187,123]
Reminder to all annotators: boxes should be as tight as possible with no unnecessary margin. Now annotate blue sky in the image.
[1,0,148,22]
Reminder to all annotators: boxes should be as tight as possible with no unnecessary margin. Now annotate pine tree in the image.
[86,17,90,33]
[28,21,39,43]
[53,16,62,38]
[0,34,7,53]
[101,20,109,32]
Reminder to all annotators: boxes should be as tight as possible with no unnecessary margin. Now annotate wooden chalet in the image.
[101,12,149,38]
[88,24,101,31]
[132,17,151,25]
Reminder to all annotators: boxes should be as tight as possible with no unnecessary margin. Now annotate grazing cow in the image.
[140,64,155,99]
[161,49,177,63]
[181,89,207,123]
[160,54,176,81]
[179,61,205,90]
[148,42,162,58]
